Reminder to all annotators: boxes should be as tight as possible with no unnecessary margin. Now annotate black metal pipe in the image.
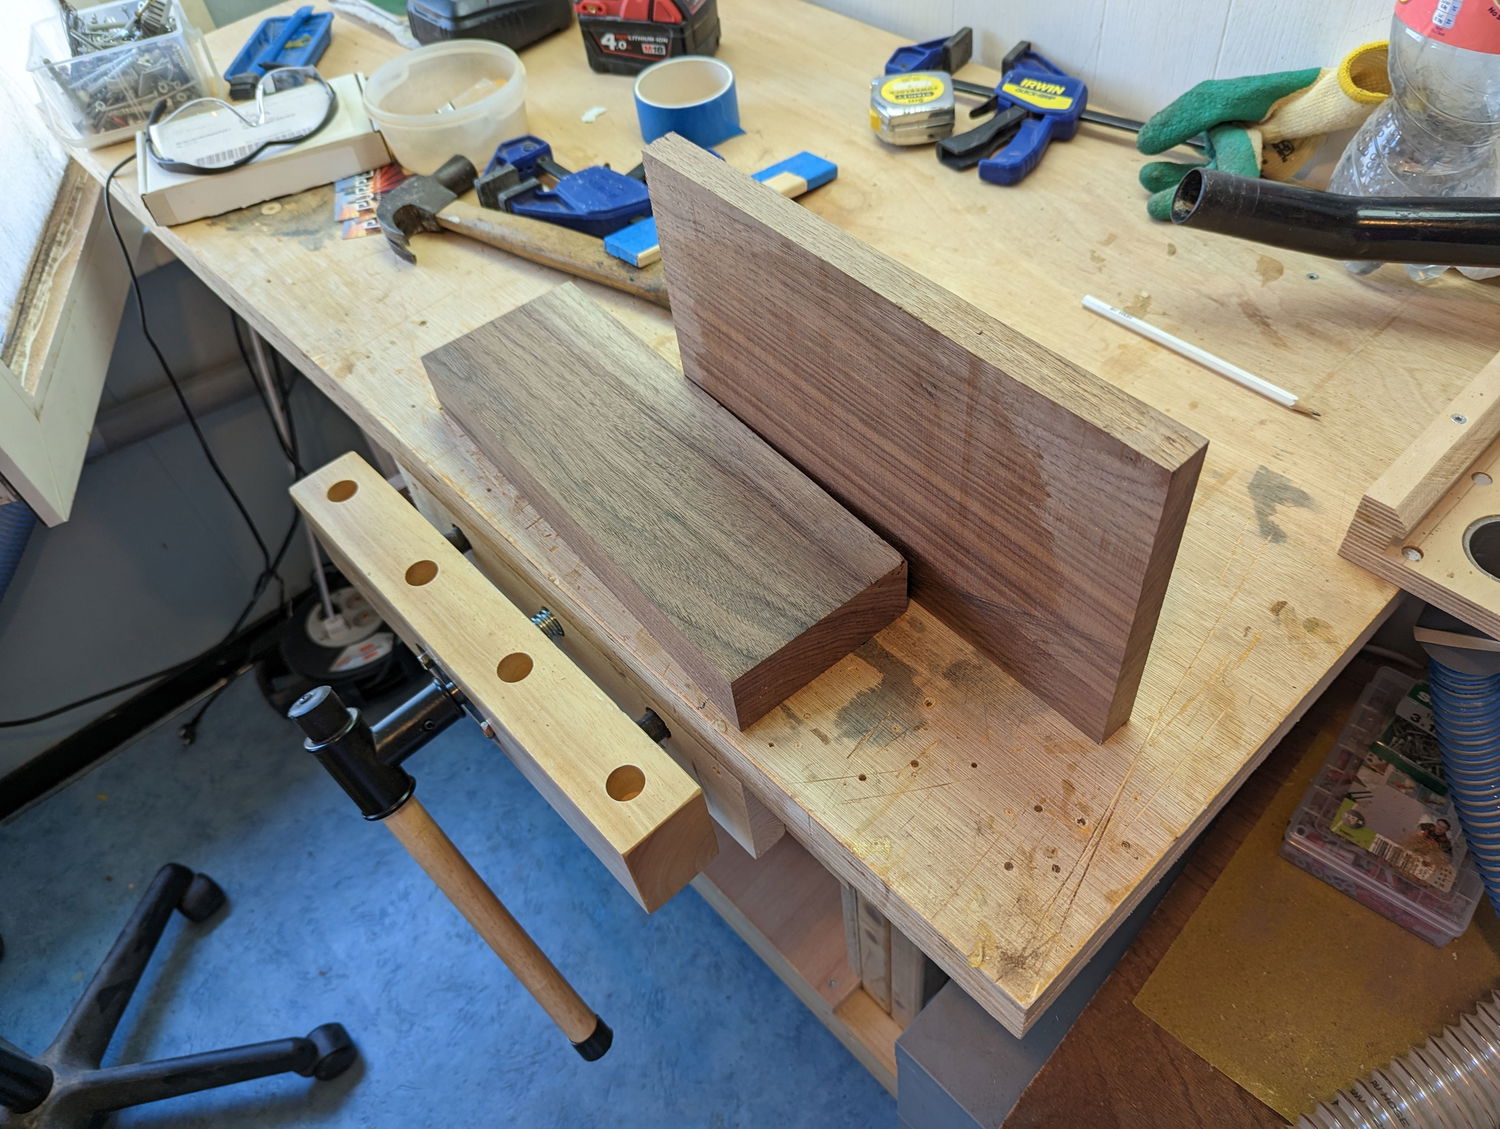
[1170,168,1500,267]
[374,679,466,768]
[290,686,415,820]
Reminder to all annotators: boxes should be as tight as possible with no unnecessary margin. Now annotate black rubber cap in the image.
[289,686,351,745]
[572,1016,613,1061]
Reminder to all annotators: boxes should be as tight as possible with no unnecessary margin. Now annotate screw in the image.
[479,719,496,740]
[531,607,564,639]
[1454,414,1469,424]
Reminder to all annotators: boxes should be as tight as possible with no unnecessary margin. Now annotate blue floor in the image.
[0,676,895,1128]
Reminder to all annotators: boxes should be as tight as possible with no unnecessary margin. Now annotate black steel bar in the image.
[373,679,466,768]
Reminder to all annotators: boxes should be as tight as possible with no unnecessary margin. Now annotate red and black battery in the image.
[574,0,721,75]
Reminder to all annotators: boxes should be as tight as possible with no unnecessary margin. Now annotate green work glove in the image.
[1137,43,1389,221]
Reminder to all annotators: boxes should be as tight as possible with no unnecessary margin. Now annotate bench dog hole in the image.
[497,652,533,682]
[1464,516,1500,581]
[607,765,646,801]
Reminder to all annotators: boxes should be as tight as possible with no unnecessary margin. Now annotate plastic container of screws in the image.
[28,0,217,149]
[1280,666,1484,947]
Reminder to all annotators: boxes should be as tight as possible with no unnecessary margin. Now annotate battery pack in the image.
[407,0,573,49]
[575,0,720,76]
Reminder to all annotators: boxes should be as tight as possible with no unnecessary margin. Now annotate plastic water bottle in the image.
[1327,0,1500,281]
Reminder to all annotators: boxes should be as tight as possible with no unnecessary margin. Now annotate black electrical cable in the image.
[231,311,304,476]
[0,158,305,729]
[105,154,272,573]
[179,333,309,745]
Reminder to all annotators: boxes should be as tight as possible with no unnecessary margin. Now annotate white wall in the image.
[0,261,372,778]
[819,0,1391,122]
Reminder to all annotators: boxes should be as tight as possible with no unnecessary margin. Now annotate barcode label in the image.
[1372,835,1433,876]
[194,141,262,168]
[1370,835,1457,891]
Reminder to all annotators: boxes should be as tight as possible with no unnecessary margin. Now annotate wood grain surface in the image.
[1341,354,1500,637]
[424,284,908,727]
[645,134,1208,742]
[291,453,718,912]
[72,0,1500,1037]
[1001,663,1384,1129]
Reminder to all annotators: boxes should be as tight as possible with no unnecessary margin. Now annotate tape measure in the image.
[869,71,954,145]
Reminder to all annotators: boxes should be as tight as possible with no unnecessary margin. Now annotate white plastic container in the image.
[28,0,216,149]
[362,40,527,175]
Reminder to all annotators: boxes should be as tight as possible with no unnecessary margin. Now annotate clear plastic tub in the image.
[1280,666,1484,947]
[362,40,528,175]
[28,0,216,149]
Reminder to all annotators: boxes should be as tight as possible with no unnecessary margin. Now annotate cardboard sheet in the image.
[1134,682,1500,1121]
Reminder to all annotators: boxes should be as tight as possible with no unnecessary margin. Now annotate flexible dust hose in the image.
[1299,988,1500,1129]
[1169,168,1500,267]
[0,501,36,607]
[1418,608,1500,915]
[1427,660,1500,914]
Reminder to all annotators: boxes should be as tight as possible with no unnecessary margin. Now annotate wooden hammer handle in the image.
[383,796,600,1044]
[436,200,670,309]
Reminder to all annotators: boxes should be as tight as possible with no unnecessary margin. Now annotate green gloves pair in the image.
[1137,42,1390,220]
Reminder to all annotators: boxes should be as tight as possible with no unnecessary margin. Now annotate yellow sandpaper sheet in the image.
[1134,682,1500,1122]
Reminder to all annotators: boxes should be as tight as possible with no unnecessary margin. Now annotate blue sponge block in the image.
[604,151,838,268]
[751,151,838,193]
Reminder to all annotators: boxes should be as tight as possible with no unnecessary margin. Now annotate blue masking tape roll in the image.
[633,56,743,149]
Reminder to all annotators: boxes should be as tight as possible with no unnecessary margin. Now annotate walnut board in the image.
[423,284,908,727]
[644,135,1208,742]
[71,0,1500,1039]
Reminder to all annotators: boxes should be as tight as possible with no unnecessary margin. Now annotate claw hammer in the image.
[375,155,669,309]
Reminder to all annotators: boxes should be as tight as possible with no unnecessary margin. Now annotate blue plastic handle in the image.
[977,115,1057,185]
[261,6,313,71]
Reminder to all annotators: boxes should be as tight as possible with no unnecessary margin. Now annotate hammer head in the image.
[376,154,479,264]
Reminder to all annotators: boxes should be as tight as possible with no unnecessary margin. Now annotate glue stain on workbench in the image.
[1237,299,1288,348]
[1268,600,1340,647]
[1255,255,1285,286]
[834,641,924,752]
[1248,465,1314,544]
[207,185,337,251]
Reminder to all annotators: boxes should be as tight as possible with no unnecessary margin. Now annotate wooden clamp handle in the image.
[435,200,670,308]
[290,453,717,912]
[383,797,607,1051]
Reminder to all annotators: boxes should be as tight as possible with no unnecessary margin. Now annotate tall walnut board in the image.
[644,134,1208,742]
[423,284,908,728]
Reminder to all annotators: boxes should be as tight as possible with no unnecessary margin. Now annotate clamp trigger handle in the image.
[978,114,1058,185]
[936,104,1027,170]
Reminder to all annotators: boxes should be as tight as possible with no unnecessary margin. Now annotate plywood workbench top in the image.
[73,0,1500,1035]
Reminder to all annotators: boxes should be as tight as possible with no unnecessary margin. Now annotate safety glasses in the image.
[145,67,337,175]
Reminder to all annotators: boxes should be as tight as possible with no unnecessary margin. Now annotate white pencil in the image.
[1082,295,1319,418]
